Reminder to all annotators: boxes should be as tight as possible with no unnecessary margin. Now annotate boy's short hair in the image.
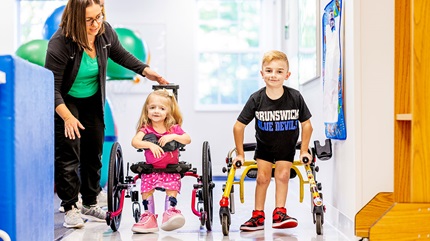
[261,50,289,70]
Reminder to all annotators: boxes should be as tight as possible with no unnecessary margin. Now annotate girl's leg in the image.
[161,190,185,231]
[141,190,155,213]
[164,190,178,210]
[132,190,159,233]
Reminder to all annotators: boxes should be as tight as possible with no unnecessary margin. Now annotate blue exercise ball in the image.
[42,5,65,40]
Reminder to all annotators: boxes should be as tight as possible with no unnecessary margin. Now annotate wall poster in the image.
[322,0,346,140]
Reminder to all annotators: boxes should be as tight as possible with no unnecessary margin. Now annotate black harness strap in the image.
[130,161,192,175]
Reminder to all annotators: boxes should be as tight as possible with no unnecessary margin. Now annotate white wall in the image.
[0,0,395,238]
[104,0,257,176]
[0,0,17,55]
[300,0,394,238]
[104,0,395,238]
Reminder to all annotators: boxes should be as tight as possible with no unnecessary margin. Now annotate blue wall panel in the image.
[0,55,17,241]
[0,55,54,241]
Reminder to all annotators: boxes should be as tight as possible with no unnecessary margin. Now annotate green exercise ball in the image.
[16,39,49,67]
[107,28,149,80]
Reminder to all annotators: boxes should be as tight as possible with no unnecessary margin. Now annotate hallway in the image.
[56,177,354,241]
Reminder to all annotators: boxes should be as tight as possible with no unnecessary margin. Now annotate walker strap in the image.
[130,161,192,175]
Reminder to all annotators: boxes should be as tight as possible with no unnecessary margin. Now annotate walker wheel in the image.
[133,208,141,223]
[199,207,206,227]
[107,142,124,231]
[316,213,323,235]
[202,141,214,231]
[221,214,230,236]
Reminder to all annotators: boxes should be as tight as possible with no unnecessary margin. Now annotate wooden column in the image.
[355,0,430,240]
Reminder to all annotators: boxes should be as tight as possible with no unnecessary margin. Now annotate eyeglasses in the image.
[86,14,104,26]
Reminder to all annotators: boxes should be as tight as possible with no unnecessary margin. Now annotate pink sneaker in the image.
[131,212,159,233]
[160,207,185,231]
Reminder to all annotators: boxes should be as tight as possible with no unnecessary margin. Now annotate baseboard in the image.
[324,203,356,240]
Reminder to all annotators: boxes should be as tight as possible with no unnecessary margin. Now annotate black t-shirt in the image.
[237,86,312,154]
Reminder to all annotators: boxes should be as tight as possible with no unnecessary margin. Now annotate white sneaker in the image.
[59,194,86,213]
[81,204,106,222]
[97,190,108,207]
[59,191,106,212]
[63,207,84,228]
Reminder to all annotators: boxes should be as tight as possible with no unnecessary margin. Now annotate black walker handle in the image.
[303,157,310,164]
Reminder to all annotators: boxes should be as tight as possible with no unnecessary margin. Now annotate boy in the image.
[233,50,313,231]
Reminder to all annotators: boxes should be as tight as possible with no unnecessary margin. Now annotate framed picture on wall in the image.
[297,0,321,85]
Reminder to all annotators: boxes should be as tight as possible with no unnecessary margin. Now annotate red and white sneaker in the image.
[272,207,298,229]
[240,210,265,231]
[160,207,185,231]
[131,212,159,233]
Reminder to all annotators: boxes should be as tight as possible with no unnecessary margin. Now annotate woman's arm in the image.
[45,33,71,108]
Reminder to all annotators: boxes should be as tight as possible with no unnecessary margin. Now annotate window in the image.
[283,0,320,87]
[18,0,67,46]
[196,0,263,111]
[297,0,320,84]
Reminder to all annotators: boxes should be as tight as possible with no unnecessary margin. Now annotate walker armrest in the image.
[243,143,256,152]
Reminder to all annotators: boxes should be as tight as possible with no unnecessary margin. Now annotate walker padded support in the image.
[0,55,54,241]
[130,161,192,175]
[152,84,180,101]
[314,139,332,160]
[246,168,297,179]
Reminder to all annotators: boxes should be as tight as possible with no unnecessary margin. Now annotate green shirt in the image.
[68,51,99,98]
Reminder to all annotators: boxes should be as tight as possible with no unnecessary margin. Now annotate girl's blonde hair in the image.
[261,50,289,70]
[136,89,183,133]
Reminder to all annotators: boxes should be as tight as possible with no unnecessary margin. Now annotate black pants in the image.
[55,92,105,212]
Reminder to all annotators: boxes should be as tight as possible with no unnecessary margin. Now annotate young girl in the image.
[131,89,191,233]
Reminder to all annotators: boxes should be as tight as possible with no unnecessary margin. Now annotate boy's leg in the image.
[240,159,272,231]
[274,161,292,207]
[254,159,273,210]
[272,161,298,229]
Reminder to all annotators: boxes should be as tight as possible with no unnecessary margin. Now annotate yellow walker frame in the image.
[218,140,332,236]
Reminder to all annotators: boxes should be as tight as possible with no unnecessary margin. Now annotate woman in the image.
[44,0,168,229]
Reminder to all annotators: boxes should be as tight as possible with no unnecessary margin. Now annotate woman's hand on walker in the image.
[143,67,169,85]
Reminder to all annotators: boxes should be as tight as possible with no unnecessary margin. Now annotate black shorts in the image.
[254,144,295,164]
